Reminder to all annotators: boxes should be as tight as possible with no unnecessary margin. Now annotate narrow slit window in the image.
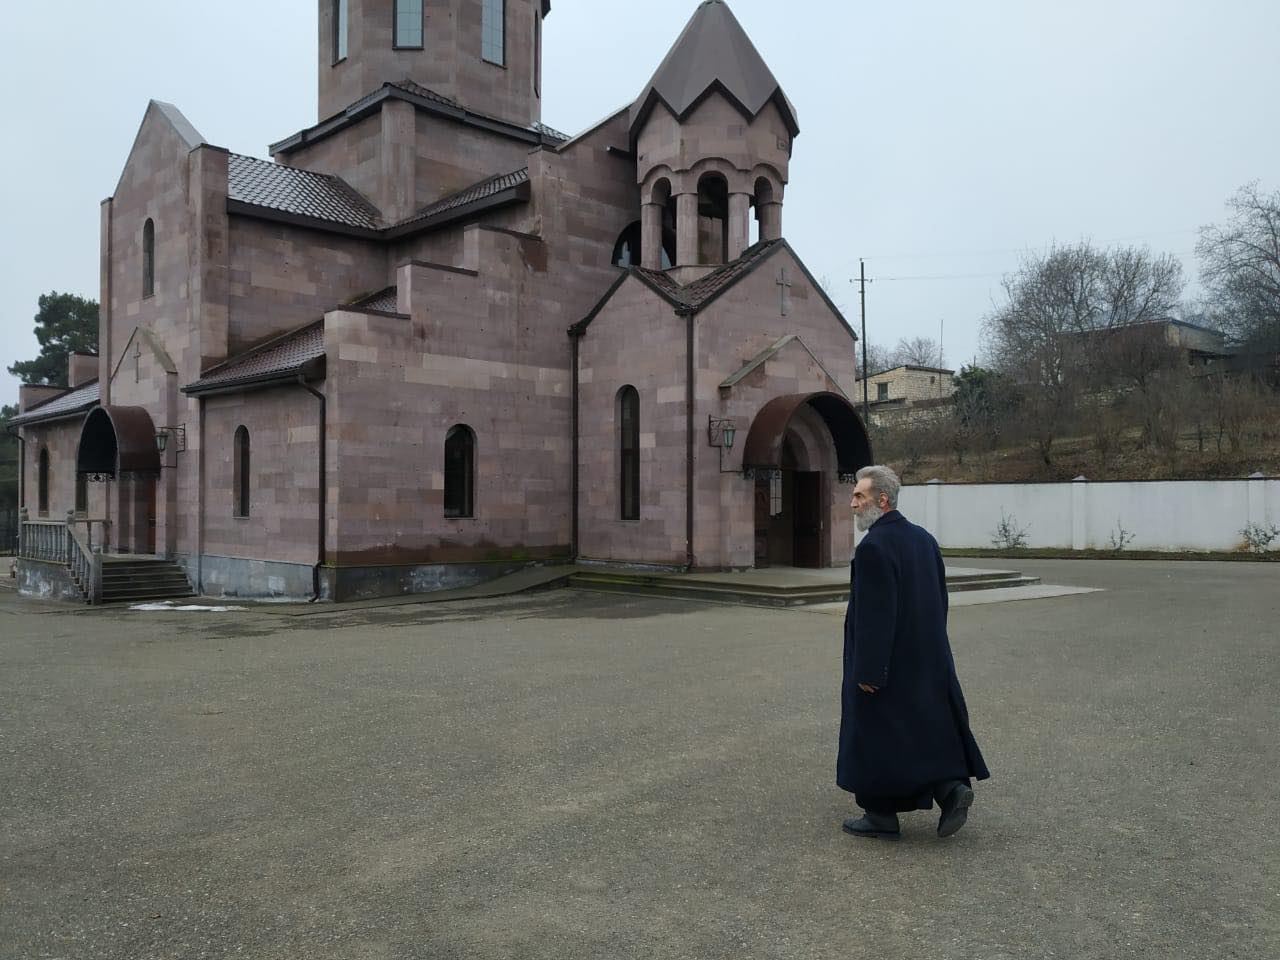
[618,386,639,521]
[233,426,250,518]
[38,447,50,516]
[142,218,155,298]
[769,471,783,517]
[334,0,349,62]
[394,0,423,48]
[482,0,505,65]
[444,425,475,519]
[534,15,541,96]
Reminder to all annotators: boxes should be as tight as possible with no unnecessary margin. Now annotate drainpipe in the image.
[570,332,579,559]
[297,376,326,601]
[683,308,695,570]
[5,422,22,555]
[196,396,206,594]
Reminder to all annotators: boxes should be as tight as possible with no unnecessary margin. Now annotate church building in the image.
[12,0,872,601]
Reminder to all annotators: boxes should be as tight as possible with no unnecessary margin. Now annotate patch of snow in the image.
[129,601,247,612]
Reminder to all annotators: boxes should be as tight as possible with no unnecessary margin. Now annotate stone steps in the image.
[567,568,1040,608]
[74,558,195,604]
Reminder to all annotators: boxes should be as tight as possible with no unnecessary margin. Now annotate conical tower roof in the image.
[630,0,799,141]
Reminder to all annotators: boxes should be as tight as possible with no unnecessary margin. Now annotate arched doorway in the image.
[742,392,873,569]
[77,406,161,555]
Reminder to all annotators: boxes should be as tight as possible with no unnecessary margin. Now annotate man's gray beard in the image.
[855,503,884,532]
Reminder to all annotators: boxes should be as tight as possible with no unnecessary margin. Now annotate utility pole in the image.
[857,259,871,426]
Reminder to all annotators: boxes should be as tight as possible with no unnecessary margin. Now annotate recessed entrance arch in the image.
[742,392,873,569]
[76,405,161,554]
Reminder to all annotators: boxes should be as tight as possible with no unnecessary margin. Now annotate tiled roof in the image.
[395,168,529,228]
[185,323,325,394]
[10,381,100,425]
[228,154,382,230]
[635,238,783,311]
[348,287,400,313]
[389,79,569,142]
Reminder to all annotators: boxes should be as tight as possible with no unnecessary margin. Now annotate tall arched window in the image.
[142,218,155,298]
[394,0,423,48]
[38,447,50,516]
[482,0,505,65]
[617,386,639,521]
[696,173,729,265]
[444,425,475,518]
[233,426,250,518]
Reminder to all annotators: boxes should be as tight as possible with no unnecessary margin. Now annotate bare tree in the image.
[983,242,1183,469]
[1197,182,1280,357]
[856,341,894,379]
[893,336,945,368]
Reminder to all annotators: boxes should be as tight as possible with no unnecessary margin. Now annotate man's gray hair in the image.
[856,465,901,509]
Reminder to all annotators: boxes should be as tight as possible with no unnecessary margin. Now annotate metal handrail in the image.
[65,522,101,604]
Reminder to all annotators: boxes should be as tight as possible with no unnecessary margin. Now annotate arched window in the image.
[233,426,250,518]
[617,386,639,521]
[142,218,155,298]
[444,425,475,518]
[696,173,729,265]
[38,447,50,516]
[612,221,642,267]
[394,0,423,48]
[482,0,505,65]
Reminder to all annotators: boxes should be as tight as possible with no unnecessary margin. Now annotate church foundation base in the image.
[325,558,565,603]
[180,554,316,601]
[16,559,84,603]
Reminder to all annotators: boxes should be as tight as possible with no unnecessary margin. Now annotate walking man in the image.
[838,465,990,840]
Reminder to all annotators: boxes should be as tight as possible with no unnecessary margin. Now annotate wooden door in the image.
[793,472,822,568]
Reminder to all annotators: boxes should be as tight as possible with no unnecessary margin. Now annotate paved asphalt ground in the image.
[1,559,1277,959]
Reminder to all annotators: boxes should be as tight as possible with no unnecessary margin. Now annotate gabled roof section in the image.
[228,153,382,230]
[630,0,798,141]
[720,335,846,394]
[151,100,206,150]
[571,239,856,343]
[393,167,530,229]
[183,322,325,396]
[9,380,101,426]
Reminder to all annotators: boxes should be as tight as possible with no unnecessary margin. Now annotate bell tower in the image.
[318,0,549,126]
[630,1,798,277]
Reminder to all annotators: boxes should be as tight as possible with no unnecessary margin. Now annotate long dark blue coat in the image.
[837,510,990,809]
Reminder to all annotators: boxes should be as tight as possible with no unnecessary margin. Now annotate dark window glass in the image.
[395,0,423,47]
[75,472,87,515]
[482,0,505,65]
[877,382,889,401]
[38,448,50,515]
[612,222,642,267]
[334,0,349,62]
[234,426,250,518]
[142,219,155,298]
[618,387,639,521]
[444,425,475,518]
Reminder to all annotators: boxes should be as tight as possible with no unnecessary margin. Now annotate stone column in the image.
[641,201,663,269]
[758,201,783,241]
[675,192,699,267]
[728,192,751,260]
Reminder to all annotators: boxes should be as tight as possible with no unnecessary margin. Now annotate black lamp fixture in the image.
[155,424,187,456]
[708,416,740,474]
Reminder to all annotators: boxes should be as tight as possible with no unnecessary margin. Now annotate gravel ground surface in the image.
[1,559,1276,959]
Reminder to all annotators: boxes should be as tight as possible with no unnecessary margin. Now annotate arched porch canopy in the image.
[77,405,161,477]
[741,391,873,476]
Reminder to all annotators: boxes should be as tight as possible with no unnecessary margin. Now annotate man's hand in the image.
[858,683,879,694]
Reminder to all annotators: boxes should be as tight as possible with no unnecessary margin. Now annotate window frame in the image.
[443,424,476,519]
[142,218,155,299]
[481,0,506,67]
[393,0,424,49]
[233,425,250,519]
[333,0,349,64]
[877,382,889,401]
[618,386,640,522]
[37,447,50,516]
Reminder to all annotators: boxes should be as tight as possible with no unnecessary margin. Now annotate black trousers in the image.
[859,778,969,816]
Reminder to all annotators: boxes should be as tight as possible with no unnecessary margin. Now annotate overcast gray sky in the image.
[3,0,1278,403]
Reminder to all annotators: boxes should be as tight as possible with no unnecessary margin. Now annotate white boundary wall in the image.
[894,477,1280,552]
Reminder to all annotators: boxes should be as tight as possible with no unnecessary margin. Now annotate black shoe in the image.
[842,812,901,840]
[937,782,974,838]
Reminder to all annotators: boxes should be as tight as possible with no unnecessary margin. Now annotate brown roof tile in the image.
[394,168,530,228]
[10,381,100,425]
[184,323,325,394]
[228,154,382,230]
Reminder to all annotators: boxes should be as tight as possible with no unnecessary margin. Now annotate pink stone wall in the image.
[226,216,387,355]
[575,278,688,566]
[318,0,544,126]
[201,389,322,566]
[278,113,383,207]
